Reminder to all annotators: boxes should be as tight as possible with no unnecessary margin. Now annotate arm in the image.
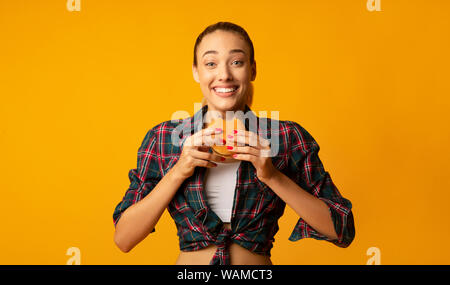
[261,170,338,240]
[114,164,185,253]
[229,122,354,247]
[282,121,355,247]
[113,126,224,253]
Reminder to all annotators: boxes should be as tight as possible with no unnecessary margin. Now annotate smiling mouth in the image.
[212,86,239,97]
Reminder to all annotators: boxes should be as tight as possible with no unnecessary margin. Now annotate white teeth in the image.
[214,87,237,93]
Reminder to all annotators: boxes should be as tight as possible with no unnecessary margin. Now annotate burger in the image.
[206,116,245,157]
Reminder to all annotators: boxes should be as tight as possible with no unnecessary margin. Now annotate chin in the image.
[212,96,247,111]
[210,99,238,111]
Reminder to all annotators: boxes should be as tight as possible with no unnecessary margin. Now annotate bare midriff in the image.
[175,223,272,265]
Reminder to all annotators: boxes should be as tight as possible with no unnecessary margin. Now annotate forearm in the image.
[261,170,338,240]
[114,165,186,252]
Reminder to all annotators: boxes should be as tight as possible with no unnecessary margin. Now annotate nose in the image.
[217,63,233,81]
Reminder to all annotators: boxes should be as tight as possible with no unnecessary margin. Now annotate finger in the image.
[228,135,257,147]
[228,131,262,148]
[229,145,260,156]
[190,149,226,162]
[202,135,215,146]
[198,145,210,152]
[201,126,223,136]
[203,134,226,147]
[230,145,273,157]
[231,153,256,163]
[188,127,223,147]
[189,129,210,147]
[192,158,218,168]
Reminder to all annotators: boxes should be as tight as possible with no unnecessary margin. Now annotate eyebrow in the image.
[202,49,246,58]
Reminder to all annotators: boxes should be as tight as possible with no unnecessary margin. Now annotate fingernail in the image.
[226,146,233,150]
[232,154,237,158]
[222,139,226,144]
[215,128,222,132]
[233,130,238,134]
[220,157,226,161]
[227,135,233,139]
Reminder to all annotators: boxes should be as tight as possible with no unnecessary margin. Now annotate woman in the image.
[113,22,355,265]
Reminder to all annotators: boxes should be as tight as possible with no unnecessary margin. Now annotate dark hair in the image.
[193,22,255,67]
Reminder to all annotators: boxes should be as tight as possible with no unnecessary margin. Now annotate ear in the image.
[192,64,200,83]
[250,60,257,81]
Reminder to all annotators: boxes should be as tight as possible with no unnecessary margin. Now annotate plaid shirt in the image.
[113,104,355,265]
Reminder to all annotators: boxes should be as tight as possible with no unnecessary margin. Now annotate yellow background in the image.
[1,0,449,265]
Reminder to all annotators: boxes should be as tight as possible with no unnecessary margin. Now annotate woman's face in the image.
[193,30,256,116]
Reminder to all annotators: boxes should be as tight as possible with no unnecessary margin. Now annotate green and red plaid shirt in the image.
[113,104,355,265]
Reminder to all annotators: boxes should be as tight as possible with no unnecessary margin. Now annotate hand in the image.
[173,127,227,180]
[226,130,278,183]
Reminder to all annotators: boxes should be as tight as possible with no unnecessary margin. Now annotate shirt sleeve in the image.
[286,121,355,248]
[112,127,163,232]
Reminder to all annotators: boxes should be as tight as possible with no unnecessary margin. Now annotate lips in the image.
[212,84,239,89]
[211,85,240,97]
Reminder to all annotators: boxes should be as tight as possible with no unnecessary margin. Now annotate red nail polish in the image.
[222,139,226,144]
[232,154,237,158]
[233,130,238,134]
[226,146,233,150]
[220,157,226,161]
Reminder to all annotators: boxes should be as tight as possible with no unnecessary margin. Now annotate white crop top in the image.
[204,161,241,223]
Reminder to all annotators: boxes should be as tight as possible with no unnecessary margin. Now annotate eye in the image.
[205,62,216,67]
[232,60,244,66]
